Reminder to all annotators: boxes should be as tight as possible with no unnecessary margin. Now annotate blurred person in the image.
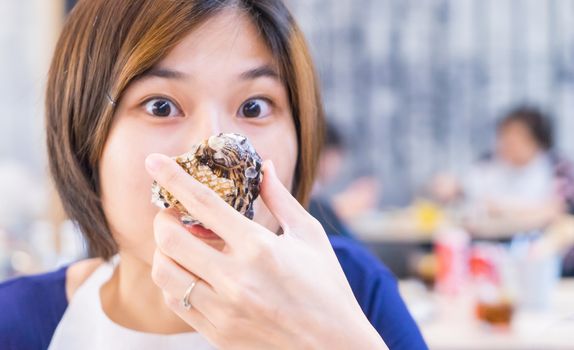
[310,122,379,237]
[431,106,574,233]
[0,1,427,349]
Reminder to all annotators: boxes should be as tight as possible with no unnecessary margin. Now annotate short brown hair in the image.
[46,0,325,259]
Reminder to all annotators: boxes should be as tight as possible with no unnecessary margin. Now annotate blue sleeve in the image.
[0,266,68,350]
[330,236,428,350]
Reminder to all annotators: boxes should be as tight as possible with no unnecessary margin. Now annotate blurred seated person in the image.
[309,122,379,237]
[431,106,574,236]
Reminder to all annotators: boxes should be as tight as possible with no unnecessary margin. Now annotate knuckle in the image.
[218,313,235,332]
[163,163,182,185]
[151,261,170,289]
[246,238,281,269]
[217,309,247,340]
[234,285,270,318]
[225,284,244,304]
[192,184,215,207]
[153,212,172,239]
[228,277,266,313]
[156,227,180,254]
[152,211,164,231]
[246,237,272,260]
[225,272,252,305]
[164,293,180,309]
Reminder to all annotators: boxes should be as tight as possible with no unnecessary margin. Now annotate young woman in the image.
[0,1,427,349]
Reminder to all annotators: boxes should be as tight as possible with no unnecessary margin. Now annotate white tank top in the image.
[48,259,216,350]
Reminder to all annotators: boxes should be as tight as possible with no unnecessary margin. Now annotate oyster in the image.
[151,133,263,225]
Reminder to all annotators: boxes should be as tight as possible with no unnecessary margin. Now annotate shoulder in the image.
[65,258,104,300]
[0,266,69,349]
[329,234,395,281]
[309,197,354,238]
[328,235,428,350]
[328,236,400,312]
[0,258,103,350]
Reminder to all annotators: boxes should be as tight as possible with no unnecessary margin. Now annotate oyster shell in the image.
[151,133,263,225]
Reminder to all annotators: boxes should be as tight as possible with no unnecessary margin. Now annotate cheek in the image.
[99,120,159,257]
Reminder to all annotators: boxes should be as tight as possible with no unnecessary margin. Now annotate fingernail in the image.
[145,154,165,174]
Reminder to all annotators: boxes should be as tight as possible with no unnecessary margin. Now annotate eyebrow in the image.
[140,67,188,80]
[139,64,280,82]
[239,65,280,81]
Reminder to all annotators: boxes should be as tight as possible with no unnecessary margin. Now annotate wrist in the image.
[304,314,387,350]
[346,318,387,350]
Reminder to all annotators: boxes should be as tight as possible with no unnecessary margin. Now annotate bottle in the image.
[435,226,470,295]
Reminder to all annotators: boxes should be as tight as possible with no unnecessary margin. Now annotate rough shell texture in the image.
[151,133,263,224]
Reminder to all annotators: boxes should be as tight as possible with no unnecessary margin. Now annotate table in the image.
[400,279,574,350]
[349,210,434,244]
[349,209,559,243]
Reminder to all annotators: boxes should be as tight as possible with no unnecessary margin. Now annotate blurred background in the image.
[3,0,574,348]
[294,0,574,205]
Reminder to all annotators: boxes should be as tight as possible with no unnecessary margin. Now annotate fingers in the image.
[162,293,219,345]
[152,249,223,320]
[146,153,264,248]
[260,160,321,237]
[153,209,226,286]
[153,250,219,342]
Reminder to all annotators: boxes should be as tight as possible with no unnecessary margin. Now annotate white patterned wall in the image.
[0,0,62,174]
[290,0,574,205]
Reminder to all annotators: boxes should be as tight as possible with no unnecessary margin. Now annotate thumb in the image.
[259,160,311,232]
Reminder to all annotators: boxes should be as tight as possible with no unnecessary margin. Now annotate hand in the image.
[145,154,386,350]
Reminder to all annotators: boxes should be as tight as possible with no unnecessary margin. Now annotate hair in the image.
[46,0,325,259]
[498,106,554,150]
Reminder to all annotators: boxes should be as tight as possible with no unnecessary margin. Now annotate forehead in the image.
[500,120,530,134]
[156,9,277,77]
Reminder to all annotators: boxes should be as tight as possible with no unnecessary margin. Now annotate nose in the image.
[186,105,223,147]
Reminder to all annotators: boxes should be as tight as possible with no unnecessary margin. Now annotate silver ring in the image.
[181,277,199,310]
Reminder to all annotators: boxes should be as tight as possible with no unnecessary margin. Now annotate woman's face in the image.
[99,10,298,261]
[496,121,541,167]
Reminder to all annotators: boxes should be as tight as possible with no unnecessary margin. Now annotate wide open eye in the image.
[238,98,272,119]
[144,97,182,118]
